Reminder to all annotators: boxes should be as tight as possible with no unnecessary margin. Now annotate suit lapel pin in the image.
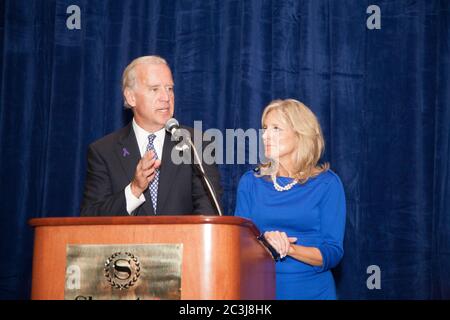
[122,147,130,157]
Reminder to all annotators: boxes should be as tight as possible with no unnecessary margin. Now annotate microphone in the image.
[164,118,223,216]
[165,118,181,140]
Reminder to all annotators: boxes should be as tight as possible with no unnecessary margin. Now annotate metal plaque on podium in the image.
[64,244,183,300]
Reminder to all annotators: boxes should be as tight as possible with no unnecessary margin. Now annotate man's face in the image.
[126,63,175,132]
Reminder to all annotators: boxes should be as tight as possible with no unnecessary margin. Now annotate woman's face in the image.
[262,110,298,166]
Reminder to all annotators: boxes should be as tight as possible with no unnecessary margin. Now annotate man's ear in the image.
[124,87,136,108]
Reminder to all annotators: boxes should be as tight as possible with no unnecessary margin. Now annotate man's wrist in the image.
[130,181,143,198]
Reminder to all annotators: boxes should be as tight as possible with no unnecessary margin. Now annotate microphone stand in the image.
[184,136,224,216]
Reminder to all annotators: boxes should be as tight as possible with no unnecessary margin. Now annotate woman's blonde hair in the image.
[258,99,329,183]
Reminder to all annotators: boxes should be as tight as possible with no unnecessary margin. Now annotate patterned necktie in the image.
[146,134,159,214]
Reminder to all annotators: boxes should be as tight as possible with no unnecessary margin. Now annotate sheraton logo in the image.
[104,252,141,290]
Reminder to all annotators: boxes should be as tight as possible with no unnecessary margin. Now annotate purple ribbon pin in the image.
[122,148,130,157]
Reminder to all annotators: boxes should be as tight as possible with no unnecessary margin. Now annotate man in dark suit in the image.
[80,55,222,216]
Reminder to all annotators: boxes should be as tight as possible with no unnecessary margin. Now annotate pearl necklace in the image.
[271,175,298,192]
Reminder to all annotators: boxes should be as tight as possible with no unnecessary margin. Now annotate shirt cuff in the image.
[125,183,146,215]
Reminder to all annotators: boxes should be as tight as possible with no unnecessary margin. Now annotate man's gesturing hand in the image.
[130,150,161,198]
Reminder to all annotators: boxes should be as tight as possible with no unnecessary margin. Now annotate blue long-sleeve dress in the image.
[234,169,346,300]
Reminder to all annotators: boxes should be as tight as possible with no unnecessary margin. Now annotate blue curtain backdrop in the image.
[0,0,449,299]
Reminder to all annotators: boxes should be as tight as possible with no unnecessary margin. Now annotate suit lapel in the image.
[116,122,154,215]
[156,131,180,214]
[117,123,140,180]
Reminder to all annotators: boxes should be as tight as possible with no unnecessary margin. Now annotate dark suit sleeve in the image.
[80,144,127,216]
[191,140,223,215]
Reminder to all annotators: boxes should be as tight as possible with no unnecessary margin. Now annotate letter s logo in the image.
[113,259,132,280]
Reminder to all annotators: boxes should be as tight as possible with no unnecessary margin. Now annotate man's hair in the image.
[122,55,169,108]
[257,99,329,183]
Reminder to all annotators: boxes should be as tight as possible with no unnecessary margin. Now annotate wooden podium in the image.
[29,216,275,300]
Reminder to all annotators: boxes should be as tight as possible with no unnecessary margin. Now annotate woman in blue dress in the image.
[235,99,346,300]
